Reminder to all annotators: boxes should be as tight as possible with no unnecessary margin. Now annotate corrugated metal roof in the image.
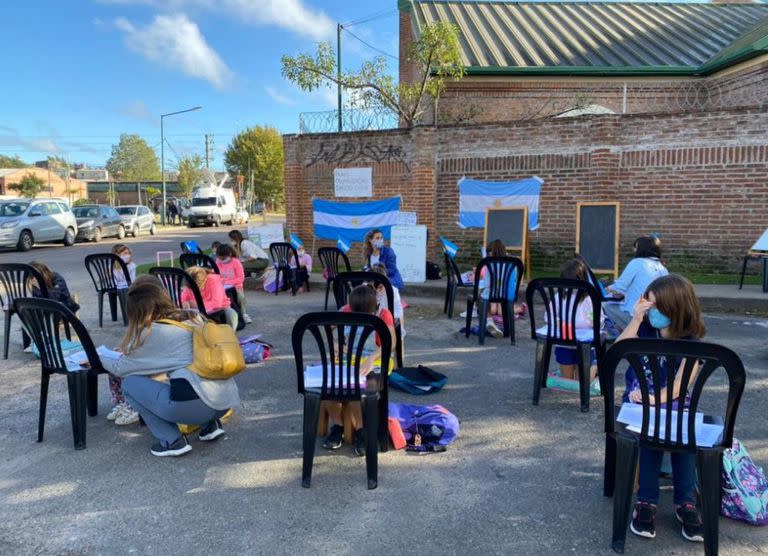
[410,1,768,75]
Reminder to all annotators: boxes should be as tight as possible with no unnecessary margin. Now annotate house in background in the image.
[0,168,86,201]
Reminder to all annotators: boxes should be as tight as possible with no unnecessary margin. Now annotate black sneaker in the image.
[322,425,344,450]
[150,436,192,457]
[630,502,657,539]
[353,429,366,457]
[676,504,704,543]
[198,419,225,442]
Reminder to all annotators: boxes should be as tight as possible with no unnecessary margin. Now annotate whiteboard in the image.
[751,228,768,252]
[247,223,285,248]
[396,211,417,226]
[334,168,372,197]
[390,225,427,283]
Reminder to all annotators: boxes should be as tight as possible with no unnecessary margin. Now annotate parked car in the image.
[72,205,126,242]
[0,198,78,251]
[252,201,265,215]
[116,205,157,237]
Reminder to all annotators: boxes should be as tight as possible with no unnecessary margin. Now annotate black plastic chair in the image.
[180,253,220,274]
[269,242,309,296]
[600,339,745,555]
[465,256,525,345]
[84,254,132,327]
[292,311,392,490]
[148,267,228,325]
[526,278,606,412]
[332,271,404,368]
[443,252,474,319]
[318,247,351,310]
[0,263,49,359]
[16,298,106,450]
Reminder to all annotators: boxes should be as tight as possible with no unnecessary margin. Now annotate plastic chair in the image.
[15,298,106,450]
[318,247,351,310]
[465,256,525,345]
[269,242,309,296]
[179,253,220,274]
[332,271,404,368]
[600,338,745,555]
[0,263,49,359]
[443,252,474,319]
[292,311,392,489]
[148,267,227,325]
[84,254,132,327]
[525,277,606,412]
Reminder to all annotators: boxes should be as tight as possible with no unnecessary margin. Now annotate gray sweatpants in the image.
[603,302,632,333]
[123,375,226,446]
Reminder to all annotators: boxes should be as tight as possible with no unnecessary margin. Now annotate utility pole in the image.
[337,23,343,132]
[204,134,213,168]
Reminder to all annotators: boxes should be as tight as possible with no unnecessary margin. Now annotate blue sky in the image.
[0,0,398,170]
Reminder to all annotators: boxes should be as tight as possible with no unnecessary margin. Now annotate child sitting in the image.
[292,245,313,293]
[216,244,251,324]
[112,244,136,289]
[181,266,239,331]
[25,261,80,350]
[370,262,405,337]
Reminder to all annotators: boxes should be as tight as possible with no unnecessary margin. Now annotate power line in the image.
[343,8,398,27]
[343,27,399,61]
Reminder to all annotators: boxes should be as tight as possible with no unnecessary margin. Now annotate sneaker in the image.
[589,378,601,396]
[115,407,140,426]
[630,502,657,539]
[243,314,253,325]
[460,308,478,319]
[322,424,344,450]
[353,429,366,457]
[198,419,226,442]
[486,321,504,338]
[150,436,192,457]
[676,504,704,543]
[106,404,124,421]
[23,344,33,353]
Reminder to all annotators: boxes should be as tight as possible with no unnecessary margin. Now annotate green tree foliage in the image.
[224,126,284,208]
[106,134,161,182]
[0,155,29,168]
[176,154,203,199]
[281,22,464,127]
[8,172,45,198]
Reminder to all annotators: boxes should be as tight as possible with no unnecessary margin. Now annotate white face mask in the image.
[120,254,131,263]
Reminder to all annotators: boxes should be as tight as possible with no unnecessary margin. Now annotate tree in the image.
[106,134,161,182]
[281,22,464,127]
[8,172,45,198]
[224,126,284,208]
[176,154,203,199]
[0,155,29,168]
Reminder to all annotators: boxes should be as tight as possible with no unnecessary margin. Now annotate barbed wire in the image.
[299,107,399,134]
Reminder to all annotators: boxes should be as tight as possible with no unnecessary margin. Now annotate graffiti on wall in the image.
[306,141,410,171]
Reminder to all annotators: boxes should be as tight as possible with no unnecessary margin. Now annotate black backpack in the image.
[426,261,442,280]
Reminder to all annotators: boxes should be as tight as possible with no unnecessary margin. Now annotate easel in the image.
[739,229,768,292]
[484,206,531,280]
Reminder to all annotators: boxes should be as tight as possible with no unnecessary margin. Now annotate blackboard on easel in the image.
[484,206,529,276]
[576,202,620,278]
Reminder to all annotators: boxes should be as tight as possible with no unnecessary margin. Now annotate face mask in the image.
[297,249,305,257]
[373,239,384,249]
[648,307,671,329]
[376,291,385,305]
[120,254,131,263]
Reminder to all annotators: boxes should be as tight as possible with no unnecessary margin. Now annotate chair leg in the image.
[38,372,50,442]
[738,256,749,290]
[395,325,404,368]
[533,340,547,406]
[324,280,331,311]
[578,343,591,413]
[478,299,488,345]
[378,396,389,453]
[108,292,118,322]
[465,298,474,338]
[117,290,128,326]
[274,268,281,296]
[87,372,98,417]
[506,301,516,345]
[66,371,88,450]
[97,293,105,328]
[443,282,450,314]
[301,393,321,488]
[448,284,457,319]
[604,434,617,497]
[361,395,379,490]
[3,311,10,360]
[611,435,639,554]
[541,341,552,388]
[697,449,723,556]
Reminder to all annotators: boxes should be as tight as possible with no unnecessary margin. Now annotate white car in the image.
[0,198,78,251]
[116,205,157,237]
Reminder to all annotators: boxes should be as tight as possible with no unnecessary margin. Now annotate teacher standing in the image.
[363,228,404,290]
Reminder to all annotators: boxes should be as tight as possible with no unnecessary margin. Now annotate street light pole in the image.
[161,105,202,225]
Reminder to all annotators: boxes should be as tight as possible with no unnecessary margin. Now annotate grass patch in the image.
[136,258,180,275]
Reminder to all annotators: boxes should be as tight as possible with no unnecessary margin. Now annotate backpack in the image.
[239,335,273,364]
[387,402,459,453]
[721,438,768,525]
[426,261,442,280]
[181,240,202,254]
[158,319,246,380]
[389,365,447,395]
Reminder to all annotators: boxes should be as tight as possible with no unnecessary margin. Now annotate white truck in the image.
[186,170,237,228]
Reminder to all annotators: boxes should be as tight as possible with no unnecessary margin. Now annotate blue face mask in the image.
[648,307,671,329]
[373,239,384,249]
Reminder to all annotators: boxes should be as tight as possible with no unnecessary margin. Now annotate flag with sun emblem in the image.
[312,197,401,243]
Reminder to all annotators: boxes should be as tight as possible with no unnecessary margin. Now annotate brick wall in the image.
[284,107,768,274]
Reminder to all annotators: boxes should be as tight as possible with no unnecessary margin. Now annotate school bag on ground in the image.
[389,365,447,395]
[426,261,442,280]
[158,319,246,380]
[721,438,768,525]
[239,335,273,364]
[388,402,459,453]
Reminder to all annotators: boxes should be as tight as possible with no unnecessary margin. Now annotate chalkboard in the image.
[484,206,527,250]
[576,202,620,277]
[390,225,427,283]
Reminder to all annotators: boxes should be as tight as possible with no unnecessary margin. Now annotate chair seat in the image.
[535,325,595,343]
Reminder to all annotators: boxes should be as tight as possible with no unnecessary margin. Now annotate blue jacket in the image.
[368,246,404,290]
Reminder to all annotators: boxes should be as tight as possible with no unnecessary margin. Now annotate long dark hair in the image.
[364,228,383,260]
[28,261,55,290]
[634,236,662,259]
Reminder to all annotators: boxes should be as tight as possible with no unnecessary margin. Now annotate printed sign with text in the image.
[334,168,373,198]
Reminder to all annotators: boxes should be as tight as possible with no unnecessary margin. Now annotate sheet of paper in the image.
[618,403,719,447]
[64,345,121,372]
[751,228,768,251]
[304,364,367,389]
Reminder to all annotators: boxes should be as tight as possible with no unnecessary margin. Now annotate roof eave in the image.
[458,65,698,77]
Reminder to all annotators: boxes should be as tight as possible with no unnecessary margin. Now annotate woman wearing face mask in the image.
[616,274,706,544]
[363,228,404,291]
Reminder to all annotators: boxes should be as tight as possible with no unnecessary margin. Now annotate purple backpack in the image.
[721,438,768,526]
[388,402,459,453]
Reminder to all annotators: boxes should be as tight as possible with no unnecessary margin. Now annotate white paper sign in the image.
[247,223,284,248]
[395,211,417,226]
[334,168,372,197]
[751,228,768,252]
[390,225,427,283]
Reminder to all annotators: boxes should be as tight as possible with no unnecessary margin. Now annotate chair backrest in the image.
[471,256,524,303]
[292,311,392,399]
[332,271,394,314]
[269,242,297,267]
[525,277,603,345]
[601,338,745,451]
[0,263,48,312]
[148,266,207,316]
[15,297,102,374]
[318,247,351,280]
[180,253,220,274]
[443,251,468,286]
[84,254,131,293]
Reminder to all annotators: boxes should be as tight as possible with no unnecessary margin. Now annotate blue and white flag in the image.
[336,237,351,254]
[313,197,401,243]
[289,233,303,250]
[440,236,459,258]
[458,176,542,230]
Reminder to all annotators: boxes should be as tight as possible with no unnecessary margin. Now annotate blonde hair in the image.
[111,243,131,270]
[120,281,195,353]
[186,266,212,289]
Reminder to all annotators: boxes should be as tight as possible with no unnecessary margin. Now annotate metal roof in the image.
[409,1,768,75]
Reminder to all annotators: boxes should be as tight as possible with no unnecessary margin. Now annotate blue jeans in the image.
[637,447,697,505]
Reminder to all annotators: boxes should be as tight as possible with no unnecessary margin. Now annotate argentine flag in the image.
[458,176,542,230]
[336,237,351,254]
[289,233,303,250]
[313,197,401,243]
[440,236,459,258]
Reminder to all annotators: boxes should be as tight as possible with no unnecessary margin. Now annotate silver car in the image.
[115,205,156,237]
[0,198,78,251]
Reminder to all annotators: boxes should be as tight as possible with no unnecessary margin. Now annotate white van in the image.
[186,171,237,227]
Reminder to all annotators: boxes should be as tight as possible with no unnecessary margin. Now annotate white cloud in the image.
[115,14,233,90]
[265,87,295,106]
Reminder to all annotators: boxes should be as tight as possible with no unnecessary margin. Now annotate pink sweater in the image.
[181,273,231,313]
[217,258,245,289]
